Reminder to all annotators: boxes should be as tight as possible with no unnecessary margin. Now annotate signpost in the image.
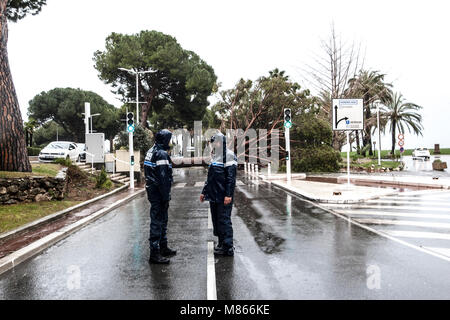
[332,99,364,186]
[398,134,405,157]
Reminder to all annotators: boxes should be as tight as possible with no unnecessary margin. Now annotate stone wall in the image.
[0,174,67,205]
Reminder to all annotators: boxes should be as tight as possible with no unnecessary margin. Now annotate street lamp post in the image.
[118,67,156,126]
[377,104,381,166]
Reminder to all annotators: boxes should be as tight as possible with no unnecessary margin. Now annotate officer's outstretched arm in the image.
[155,151,172,201]
[224,157,237,198]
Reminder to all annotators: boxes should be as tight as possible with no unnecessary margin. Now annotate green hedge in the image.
[280,146,341,173]
[27,147,42,156]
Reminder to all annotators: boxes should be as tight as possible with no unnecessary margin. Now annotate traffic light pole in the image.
[285,125,291,183]
[129,130,134,190]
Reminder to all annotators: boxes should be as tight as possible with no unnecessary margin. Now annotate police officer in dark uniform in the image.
[144,129,176,264]
[200,132,237,256]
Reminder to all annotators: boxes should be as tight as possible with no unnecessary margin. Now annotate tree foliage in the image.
[93,30,217,129]
[6,0,46,22]
[28,88,121,144]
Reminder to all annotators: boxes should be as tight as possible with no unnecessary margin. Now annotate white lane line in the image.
[367,199,450,206]
[385,230,450,241]
[384,196,450,201]
[354,218,450,230]
[424,247,450,258]
[336,210,450,220]
[173,183,186,188]
[207,241,217,300]
[208,207,212,230]
[194,182,204,187]
[236,180,245,186]
[322,204,450,213]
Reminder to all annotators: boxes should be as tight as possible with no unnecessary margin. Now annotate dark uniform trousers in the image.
[148,186,169,252]
[210,201,234,249]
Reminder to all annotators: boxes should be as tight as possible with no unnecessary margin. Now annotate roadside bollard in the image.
[268,162,271,179]
[244,162,247,174]
[255,165,259,177]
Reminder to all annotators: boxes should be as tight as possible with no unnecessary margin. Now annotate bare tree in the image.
[301,24,365,151]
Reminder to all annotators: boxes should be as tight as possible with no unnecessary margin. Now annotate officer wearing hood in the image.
[144,129,176,264]
[200,132,237,256]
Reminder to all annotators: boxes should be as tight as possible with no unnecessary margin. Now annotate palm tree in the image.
[381,92,423,155]
[346,70,393,156]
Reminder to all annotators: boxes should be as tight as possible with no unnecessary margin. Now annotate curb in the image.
[0,184,129,244]
[0,188,145,276]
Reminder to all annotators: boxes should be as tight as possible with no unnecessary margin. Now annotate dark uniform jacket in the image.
[202,135,237,203]
[144,130,173,202]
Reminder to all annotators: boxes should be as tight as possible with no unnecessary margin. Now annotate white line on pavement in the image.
[335,210,450,220]
[423,247,450,258]
[322,204,450,213]
[385,230,450,240]
[367,199,450,206]
[354,218,450,230]
[236,180,245,186]
[208,207,212,230]
[207,241,217,300]
[173,183,186,188]
[195,182,204,187]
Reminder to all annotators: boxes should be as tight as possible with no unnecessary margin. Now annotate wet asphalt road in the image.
[1,167,450,299]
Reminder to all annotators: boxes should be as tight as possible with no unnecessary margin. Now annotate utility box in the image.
[115,149,140,172]
[85,133,105,163]
[104,153,115,173]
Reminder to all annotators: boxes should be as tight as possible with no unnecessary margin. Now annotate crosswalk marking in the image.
[384,230,450,241]
[335,210,450,220]
[194,182,204,187]
[354,218,450,230]
[236,180,245,186]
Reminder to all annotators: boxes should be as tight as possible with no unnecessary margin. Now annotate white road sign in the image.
[332,99,364,131]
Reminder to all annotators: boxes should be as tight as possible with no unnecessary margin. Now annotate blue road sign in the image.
[400,147,405,153]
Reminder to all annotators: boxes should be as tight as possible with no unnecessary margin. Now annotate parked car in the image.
[39,141,80,163]
[412,147,431,160]
[76,143,86,162]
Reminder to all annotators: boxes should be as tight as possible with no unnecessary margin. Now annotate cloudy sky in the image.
[7,0,450,149]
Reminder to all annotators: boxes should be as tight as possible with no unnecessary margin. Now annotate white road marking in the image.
[236,180,245,186]
[354,218,450,230]
[173,183,186,188]
[322,204,450,213]
[335,210,450,220]
[384,230,450,241]
[367,199,450,206]
[208,207,212,230]
[207,241,217,300]
[424,247,450,258]
[194,182,204,187]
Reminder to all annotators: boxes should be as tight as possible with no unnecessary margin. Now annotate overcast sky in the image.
[7,0,450,149]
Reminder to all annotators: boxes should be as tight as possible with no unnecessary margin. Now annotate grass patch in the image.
[341,148,450,159]
[341,159,402,170]
[0,200,81,234]
[0,163,62,179]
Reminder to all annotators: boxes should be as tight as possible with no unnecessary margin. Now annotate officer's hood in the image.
[210,132,227,162]
[155,129,172,151]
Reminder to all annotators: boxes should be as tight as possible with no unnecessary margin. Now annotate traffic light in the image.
[131,155,135,166]
[284,108,292,128]
[127,112,135,133]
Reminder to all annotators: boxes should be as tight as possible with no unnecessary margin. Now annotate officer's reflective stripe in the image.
[156,159,170,166]
[211,162,224,167]
[144,161,156,167]
[225,160,237,167]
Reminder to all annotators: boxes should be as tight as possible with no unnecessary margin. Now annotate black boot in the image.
[214,241,223,252]
[149,251,170,264]
[214,246,234,257]
[160,244,177,257]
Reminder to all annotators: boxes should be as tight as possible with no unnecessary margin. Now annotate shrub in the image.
[66,164,88,183]
[53,157,72,167]
[27,147,42,156]
[95,168,113,189]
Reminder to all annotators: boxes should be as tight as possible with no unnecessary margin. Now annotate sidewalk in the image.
[268,179,397,204]
[337,174,450,190]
